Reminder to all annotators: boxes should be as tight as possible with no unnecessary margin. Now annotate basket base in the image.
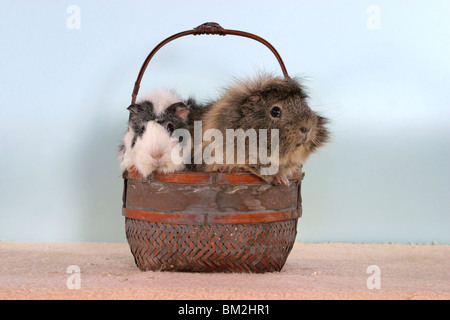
[125,218,297,273]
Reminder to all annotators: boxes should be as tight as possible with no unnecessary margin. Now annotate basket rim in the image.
[124,167,303,184]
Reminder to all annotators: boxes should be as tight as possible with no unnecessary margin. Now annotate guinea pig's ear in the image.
[167,102,190,121]
[248,94,262,102]
[243,93,263,105]
[127,104,142,115]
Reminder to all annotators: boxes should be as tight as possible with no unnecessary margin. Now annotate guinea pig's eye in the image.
[166,122,175,134]
[270,106,282,118]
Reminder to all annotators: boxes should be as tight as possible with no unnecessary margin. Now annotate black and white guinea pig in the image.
[118,89,190,178]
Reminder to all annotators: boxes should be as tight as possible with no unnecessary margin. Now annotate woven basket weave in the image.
[122,22,302,273]
[125,218,298,273]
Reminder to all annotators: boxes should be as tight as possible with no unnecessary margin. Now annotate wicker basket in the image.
[122,22,302,273]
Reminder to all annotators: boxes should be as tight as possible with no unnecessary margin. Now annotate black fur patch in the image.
[127,100,188,149]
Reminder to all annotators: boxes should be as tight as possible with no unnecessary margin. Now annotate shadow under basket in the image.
[122,169,303,273]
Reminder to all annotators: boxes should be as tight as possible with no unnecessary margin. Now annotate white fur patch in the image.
[137,89,182,116]
[119,126,135,172]
[120,121,185,177]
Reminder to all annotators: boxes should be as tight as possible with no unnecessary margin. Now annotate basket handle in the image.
[131,22,290,104]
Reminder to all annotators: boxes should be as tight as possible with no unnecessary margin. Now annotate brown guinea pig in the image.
[187,74,329,185]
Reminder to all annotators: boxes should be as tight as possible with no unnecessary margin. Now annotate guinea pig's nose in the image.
[151,151,164,160]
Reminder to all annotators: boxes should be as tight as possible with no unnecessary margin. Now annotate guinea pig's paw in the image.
[218,166,233,174]
[272,175,291,187]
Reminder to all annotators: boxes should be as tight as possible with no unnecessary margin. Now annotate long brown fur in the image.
[187,74,329,185]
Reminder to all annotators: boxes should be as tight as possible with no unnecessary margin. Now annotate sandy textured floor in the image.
[0,241,448,300]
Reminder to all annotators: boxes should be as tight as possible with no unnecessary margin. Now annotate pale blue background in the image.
[0,0,449,244]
